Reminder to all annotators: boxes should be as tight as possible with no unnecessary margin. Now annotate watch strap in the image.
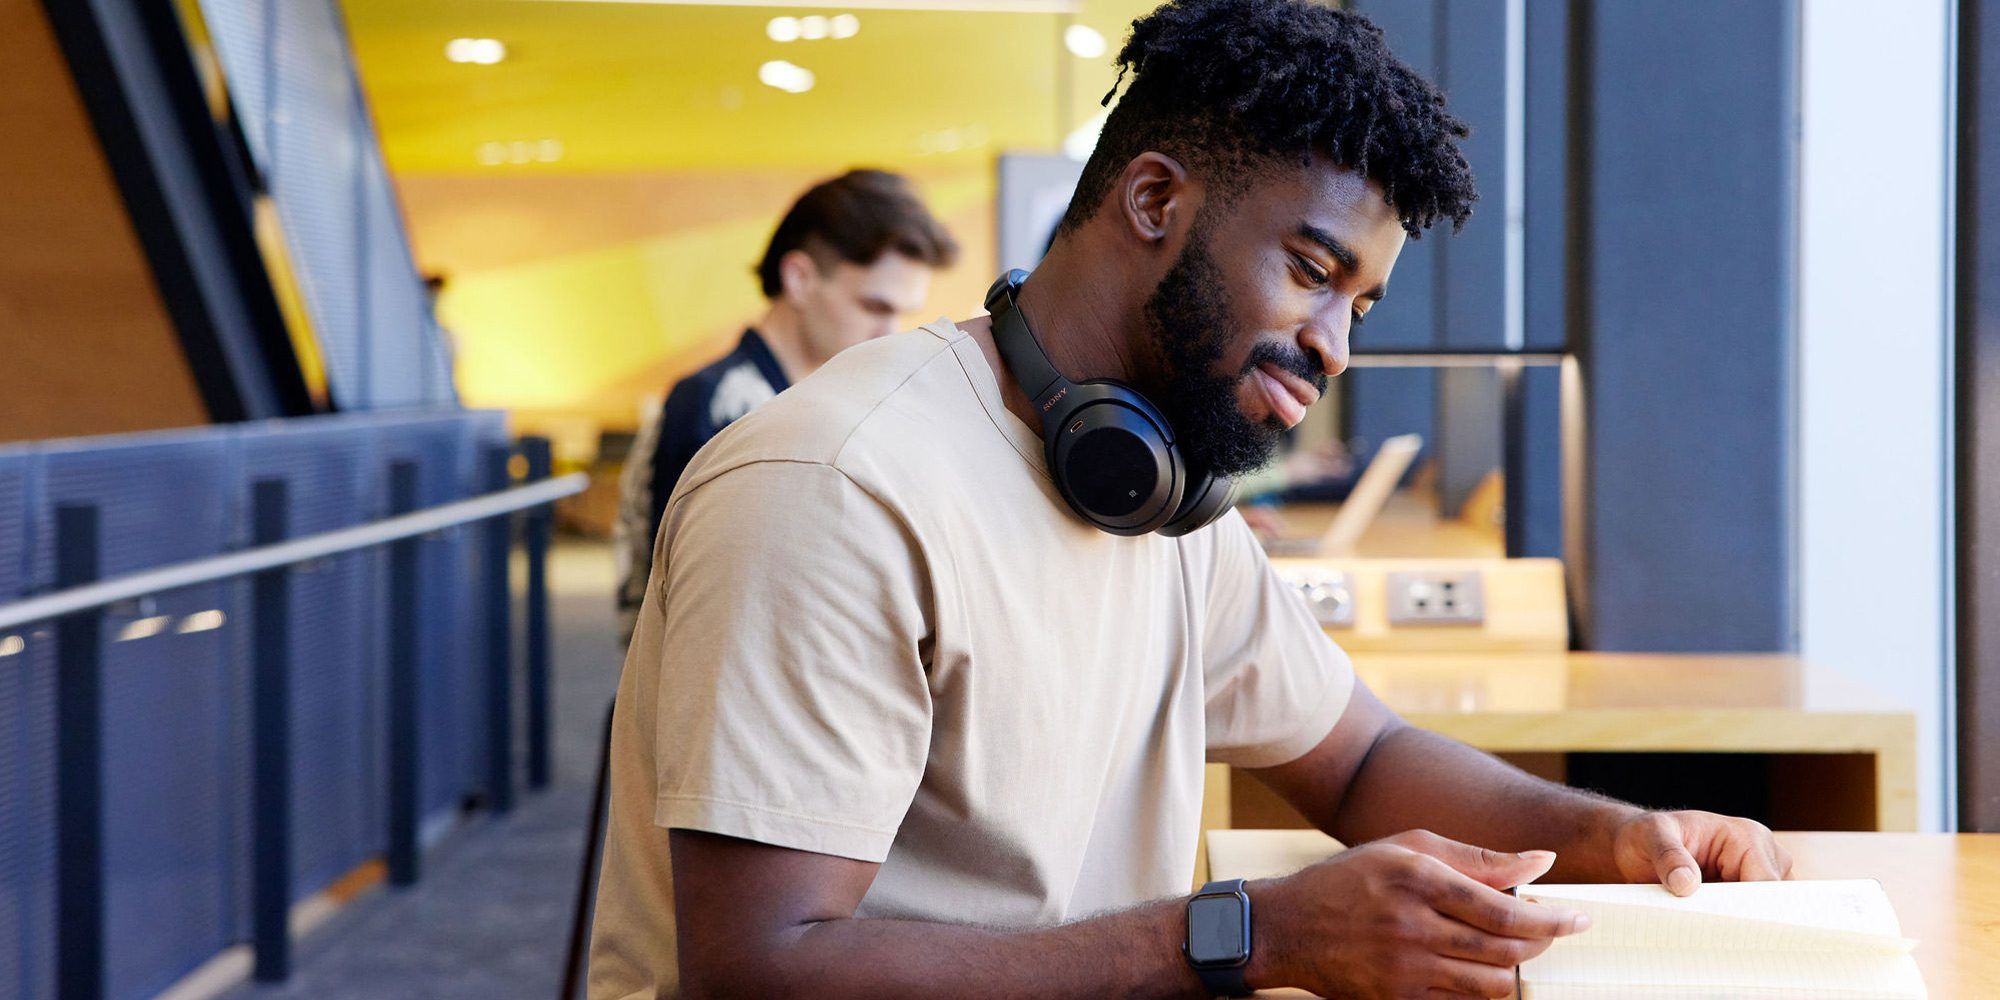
[1190,878,1253,998]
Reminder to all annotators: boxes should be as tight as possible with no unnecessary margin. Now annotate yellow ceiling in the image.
[340,0,1158,174]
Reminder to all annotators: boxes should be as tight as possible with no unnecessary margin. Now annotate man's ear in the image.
[776,248,822,301]
[1115,151,1193,246]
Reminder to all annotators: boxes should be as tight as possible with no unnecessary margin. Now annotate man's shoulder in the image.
[672,323,976,498]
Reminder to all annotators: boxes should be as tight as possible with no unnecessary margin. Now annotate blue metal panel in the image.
[1437,0,1508,350]
[1516,366,1564,559]
[266,0,367,410]
[1349,0,1443,352]
[355,118,451,409]
[195,0,457,411]
[1345,368,1436,482]
[0,412,512,993]
[1523,0,1570,353]
[236,422,383,898]
[191,0,272,170]
[369,417,486,819]
[0,454,55,1000]
[35,439,248,999]
[1582,0,1797,651]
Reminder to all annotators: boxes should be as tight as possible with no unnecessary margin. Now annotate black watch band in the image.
[1185,878,1253,998]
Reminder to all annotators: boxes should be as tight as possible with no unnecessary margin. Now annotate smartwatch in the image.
[1184,878,1253,997]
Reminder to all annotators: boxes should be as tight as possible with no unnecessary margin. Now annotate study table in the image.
[1217,652,1919,837]
[1207,830,2000,999]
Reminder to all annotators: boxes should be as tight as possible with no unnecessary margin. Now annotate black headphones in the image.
[985,269,1236,537]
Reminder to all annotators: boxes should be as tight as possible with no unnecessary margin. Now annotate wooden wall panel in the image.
[0,0,206,443]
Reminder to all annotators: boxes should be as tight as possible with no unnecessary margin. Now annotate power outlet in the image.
[1385,570,1485,626]
[1280,568,1356,627]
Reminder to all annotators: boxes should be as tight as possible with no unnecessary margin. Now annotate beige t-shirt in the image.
[587,321,1355,999]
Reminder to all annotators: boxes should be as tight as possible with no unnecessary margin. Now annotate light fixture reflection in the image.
[116,615,172,642]
[1063,23,1105,59]
[178,610,227,634]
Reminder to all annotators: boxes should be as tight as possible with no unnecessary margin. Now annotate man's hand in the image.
[1251,830,1591,1000]
[1609,810,1793,896]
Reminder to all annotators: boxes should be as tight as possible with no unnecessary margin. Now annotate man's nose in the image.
[1298,315,1348,379]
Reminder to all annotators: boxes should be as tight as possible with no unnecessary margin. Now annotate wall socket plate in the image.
[1280,568,1357,628]
[1385,570,1485,626]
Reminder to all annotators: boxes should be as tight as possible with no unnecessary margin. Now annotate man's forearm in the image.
[1324,723,1641,882]
[686,894,1222,1000]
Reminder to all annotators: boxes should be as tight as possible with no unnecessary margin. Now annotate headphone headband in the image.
[984,269,1070,411]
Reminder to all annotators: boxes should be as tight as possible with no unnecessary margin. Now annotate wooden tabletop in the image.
[1350,651,1920,831]
[1212,831,2000,998]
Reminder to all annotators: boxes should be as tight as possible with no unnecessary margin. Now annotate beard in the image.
[1142,229,1327,478]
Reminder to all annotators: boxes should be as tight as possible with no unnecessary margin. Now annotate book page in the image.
[1520,944,1925,999]
[1519,879,1913,952]
[1517,880,1925,999]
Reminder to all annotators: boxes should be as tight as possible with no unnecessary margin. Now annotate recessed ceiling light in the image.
[1063,23,1105,59]
[799,14,830,39]
[831,13,860,38]
[445,37,507,64]
[767,16,800,41]
[759,59,815,94]
[477,141,506,165]
[537,138,564,162]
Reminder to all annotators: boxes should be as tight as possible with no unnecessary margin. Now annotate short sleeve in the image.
[648,460,933,862]
[1197,512,1355,768]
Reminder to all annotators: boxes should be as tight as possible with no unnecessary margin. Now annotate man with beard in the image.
[588,2,1793,998]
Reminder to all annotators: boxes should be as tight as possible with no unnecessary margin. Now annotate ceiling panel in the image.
[341,0,1154,173]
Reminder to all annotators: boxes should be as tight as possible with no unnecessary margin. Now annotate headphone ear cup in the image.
[1048,394,1184,535]
[1156,469,1236,538]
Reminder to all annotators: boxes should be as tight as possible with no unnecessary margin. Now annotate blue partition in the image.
[0,454,55,1000]
[372,417,483,822]
[32,437,248,1000]
[237,423,384,899]
[0,410,515,998]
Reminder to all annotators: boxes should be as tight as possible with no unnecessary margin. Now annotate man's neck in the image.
[983,240,1148,434]
[753,301,817,383]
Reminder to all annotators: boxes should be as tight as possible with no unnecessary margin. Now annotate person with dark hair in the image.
[591,4,1788,997]
[614,168,958,637]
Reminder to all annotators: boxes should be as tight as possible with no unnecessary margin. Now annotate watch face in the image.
[1187,893,1249,965]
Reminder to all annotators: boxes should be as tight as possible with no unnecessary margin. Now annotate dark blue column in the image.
[250,480,293,980]
[481,446,514,814]
[54,505,104,1000]
[520,437,554,790]
[1573,0,1798,650]
[386,461,421,884]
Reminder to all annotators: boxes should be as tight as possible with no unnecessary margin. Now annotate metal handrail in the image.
[0,472,587,633]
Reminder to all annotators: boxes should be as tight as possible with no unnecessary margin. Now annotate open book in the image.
[1517,879,1925,999]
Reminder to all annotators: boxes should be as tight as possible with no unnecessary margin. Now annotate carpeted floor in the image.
[218,539,626,1000]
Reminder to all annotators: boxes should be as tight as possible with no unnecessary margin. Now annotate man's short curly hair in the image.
[1057,0,1476,239]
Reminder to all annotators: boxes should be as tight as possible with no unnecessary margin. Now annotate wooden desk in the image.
[1261,493,1505,559]
[1209,830,2000,999]
[1219,653,1919,836]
